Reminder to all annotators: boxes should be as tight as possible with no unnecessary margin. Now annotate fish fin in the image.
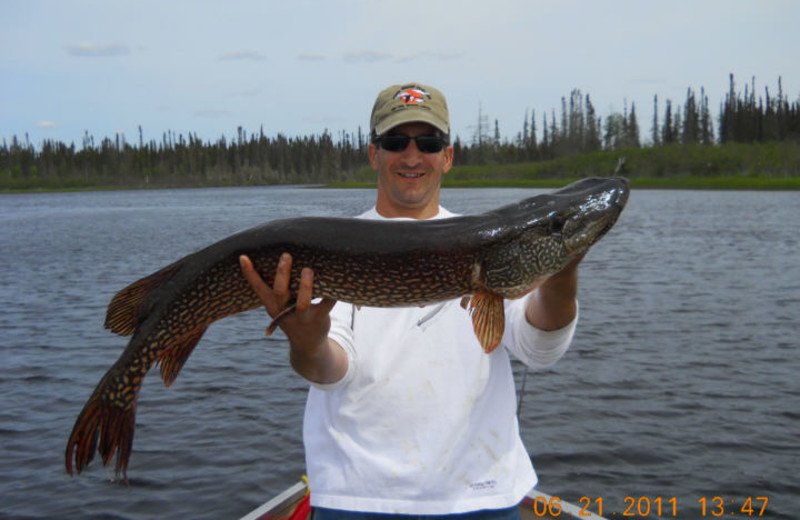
[65,374,137,483]
[265,302,297,336]
[158,325,208,387]
[468,292,505,353]
[105,261,184,336]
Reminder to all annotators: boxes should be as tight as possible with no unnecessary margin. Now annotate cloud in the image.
[297,52,326,62]
[66,42,130,57]
[218,50,266,62]
[394,51,464,63]
[432,52,463,61]
[37,121,57,128]
[344,51,392,63]
[236,88,263,98]
[343,50,463,64]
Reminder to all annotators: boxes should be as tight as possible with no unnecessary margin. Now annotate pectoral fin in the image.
[467,293,505,353]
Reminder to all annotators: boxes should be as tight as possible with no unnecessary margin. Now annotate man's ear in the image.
[368,143,379,171]
[442,145,454,174]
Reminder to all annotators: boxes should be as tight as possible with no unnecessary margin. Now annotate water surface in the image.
[0,186,797,519]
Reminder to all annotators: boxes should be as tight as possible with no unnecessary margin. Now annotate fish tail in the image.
[65,370,140,482]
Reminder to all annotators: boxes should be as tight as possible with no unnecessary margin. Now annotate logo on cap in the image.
[394,87,430,105]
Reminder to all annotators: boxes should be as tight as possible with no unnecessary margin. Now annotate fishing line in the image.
[516,364,529,416]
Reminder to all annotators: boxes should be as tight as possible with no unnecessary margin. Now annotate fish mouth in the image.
[563,214,617,253]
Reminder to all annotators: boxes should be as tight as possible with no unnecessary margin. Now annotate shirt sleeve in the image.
[310,301,357,392]
[502,295,579,369]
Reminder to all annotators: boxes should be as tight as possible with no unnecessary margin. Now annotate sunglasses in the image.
[375,134,447,153]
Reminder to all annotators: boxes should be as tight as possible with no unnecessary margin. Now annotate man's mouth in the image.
[398,172,424,179]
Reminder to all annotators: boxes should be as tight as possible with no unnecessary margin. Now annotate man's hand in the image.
[525,255,582,331]
[239,253,348,384]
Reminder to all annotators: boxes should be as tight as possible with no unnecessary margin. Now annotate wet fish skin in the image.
[65,176,629,481]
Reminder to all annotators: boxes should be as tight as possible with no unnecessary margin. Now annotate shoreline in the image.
[5,142,799,193]
[331,175,800,191]
[4,175,798,194]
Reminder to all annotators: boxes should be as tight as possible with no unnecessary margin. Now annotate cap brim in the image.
[374,110,449,136]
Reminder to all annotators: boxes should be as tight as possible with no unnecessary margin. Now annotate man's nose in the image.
[400,139,423,164]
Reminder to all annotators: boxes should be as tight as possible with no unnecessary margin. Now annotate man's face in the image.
[369,122,454,219]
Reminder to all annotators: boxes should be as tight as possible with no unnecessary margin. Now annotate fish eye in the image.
[549,214,564,233]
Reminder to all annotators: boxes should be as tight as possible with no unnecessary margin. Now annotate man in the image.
[239,83,580,518]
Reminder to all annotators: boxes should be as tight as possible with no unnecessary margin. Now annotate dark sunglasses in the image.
[375,134,447,153]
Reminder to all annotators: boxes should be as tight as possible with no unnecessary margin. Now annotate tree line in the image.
[2,74,798,189]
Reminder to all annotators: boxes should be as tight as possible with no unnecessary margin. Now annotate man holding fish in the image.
[240,83,582,519]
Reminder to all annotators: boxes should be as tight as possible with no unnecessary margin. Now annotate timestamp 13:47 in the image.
[699,496,770,517]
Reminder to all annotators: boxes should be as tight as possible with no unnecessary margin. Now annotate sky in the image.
[2,0,798,149]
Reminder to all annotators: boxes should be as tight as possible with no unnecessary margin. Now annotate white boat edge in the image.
[239,480,308,520]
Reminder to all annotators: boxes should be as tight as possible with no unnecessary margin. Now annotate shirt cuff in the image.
[507,298,579,368]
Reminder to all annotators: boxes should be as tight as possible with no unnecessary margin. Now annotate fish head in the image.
[557,176,630,254]
[478,177,629,298]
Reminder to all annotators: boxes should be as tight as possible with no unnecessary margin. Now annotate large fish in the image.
[65,177,629,481]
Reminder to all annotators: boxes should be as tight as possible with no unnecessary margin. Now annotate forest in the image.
[2,74,799,191]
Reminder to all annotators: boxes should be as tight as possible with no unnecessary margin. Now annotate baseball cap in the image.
[370,83,450,138]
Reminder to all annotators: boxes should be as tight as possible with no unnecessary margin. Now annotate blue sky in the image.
[2,0,798,148]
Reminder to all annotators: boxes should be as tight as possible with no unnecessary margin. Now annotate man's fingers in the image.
[272,253,293,305]
[295,267,314,313]
[296,270,338,316]
[240,254,335,330]
[316,298,337,315]
[239,254,280,313]
[239,255,269,295]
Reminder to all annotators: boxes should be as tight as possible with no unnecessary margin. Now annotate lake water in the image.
[0,185,798,519]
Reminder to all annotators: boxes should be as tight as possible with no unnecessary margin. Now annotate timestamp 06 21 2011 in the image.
[528,495,771,517]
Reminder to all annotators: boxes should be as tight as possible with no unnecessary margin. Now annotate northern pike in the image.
[65,176,629,481]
